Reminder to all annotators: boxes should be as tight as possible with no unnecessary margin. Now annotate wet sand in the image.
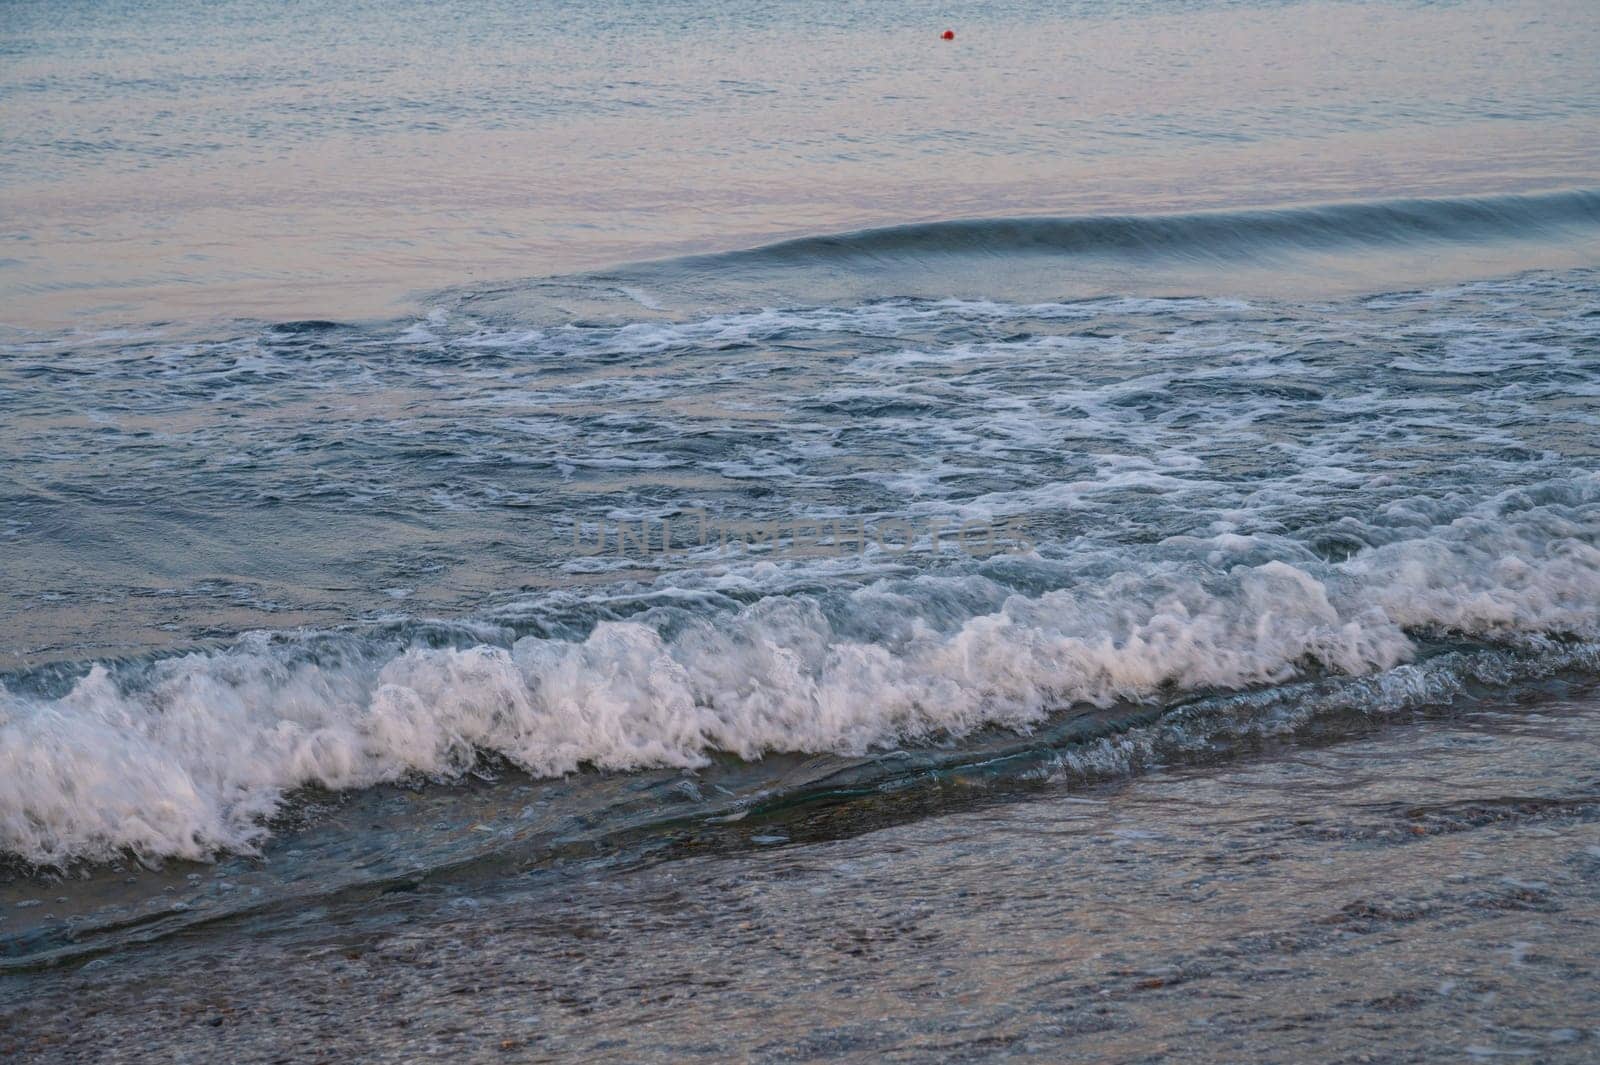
[6,696,1597,1063]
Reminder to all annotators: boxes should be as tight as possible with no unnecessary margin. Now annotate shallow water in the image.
[6,690,1599,1061]
[1,1,1599,1042]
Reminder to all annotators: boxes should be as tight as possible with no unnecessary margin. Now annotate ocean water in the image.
[2,0,1600,1010]
[5,0,1600,323]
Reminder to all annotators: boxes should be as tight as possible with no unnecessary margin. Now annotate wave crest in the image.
[3,476,1597,865]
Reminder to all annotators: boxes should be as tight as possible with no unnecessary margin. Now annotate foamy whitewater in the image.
[3,257,1599,866]
[9,4,1600,1057]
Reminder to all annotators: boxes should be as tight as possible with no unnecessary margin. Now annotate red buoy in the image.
[941,29,955,40]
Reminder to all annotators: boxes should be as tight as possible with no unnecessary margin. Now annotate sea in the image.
[2,1,1599,1060]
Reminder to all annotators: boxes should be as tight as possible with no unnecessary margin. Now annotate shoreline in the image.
[5,693,1598,1062]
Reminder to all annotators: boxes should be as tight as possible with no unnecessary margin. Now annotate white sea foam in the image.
[2,477,1596,865]
[4,275,1598,865]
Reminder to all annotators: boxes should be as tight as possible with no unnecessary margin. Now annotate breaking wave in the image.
[3,475,1597,865]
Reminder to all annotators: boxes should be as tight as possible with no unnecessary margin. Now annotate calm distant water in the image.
[4,0,1600,323]
[2,0,1600,988]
